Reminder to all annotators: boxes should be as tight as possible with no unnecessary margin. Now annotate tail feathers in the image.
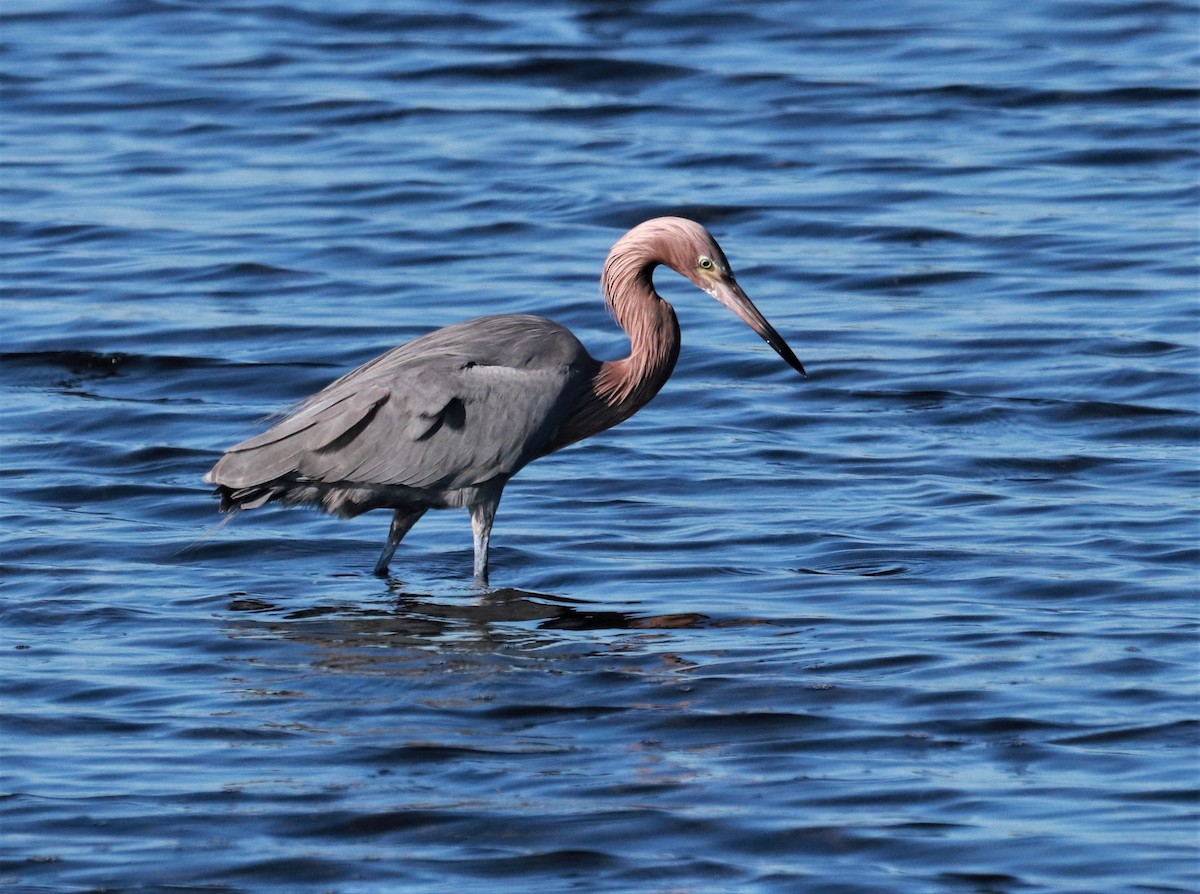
[214,483,278,512]
[209,476,354,517]
[207,473,396,519]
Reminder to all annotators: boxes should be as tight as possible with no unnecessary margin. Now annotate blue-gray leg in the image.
[469,489,502,586]
[373,508,425,577]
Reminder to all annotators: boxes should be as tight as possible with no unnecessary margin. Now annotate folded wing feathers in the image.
[206,354,587,497]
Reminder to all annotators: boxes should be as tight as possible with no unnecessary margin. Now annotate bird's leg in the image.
[373,508,425,577]
[469,489,502,586]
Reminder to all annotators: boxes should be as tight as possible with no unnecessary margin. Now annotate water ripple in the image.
[2,0,1197,892]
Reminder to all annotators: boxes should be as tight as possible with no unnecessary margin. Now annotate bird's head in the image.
[647,217,807,377]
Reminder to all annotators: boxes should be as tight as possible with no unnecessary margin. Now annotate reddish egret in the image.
[205,217,805,582]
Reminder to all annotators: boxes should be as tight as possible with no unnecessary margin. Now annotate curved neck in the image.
[596,255,680,420]
[547,249,680,452]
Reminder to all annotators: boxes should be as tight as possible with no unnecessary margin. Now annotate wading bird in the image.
[205,217,805,583]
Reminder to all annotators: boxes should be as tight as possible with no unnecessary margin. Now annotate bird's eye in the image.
[698,256,714,270]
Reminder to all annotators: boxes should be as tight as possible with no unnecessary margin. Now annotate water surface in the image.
[2,1,1198,891]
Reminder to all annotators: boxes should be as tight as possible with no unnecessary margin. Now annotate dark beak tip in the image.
[777,347,806,378]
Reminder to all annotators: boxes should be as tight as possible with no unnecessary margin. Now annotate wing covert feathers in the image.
[205,316,597,510]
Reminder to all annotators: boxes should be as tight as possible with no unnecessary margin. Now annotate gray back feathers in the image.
[206,315,598,512]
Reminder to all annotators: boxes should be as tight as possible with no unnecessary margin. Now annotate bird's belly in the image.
[414,484,490,511]
[308,478,504,518]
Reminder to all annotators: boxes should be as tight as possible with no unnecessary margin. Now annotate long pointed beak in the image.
[710,278,806,377]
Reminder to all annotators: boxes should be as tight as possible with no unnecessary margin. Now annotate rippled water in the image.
[3,1,1198,891]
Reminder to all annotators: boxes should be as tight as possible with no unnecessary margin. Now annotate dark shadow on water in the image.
[223,585,710,658]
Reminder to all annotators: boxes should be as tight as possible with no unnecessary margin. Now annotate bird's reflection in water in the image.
[224,584,709,662]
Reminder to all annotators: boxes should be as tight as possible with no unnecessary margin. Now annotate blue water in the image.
[2,1,1198,891]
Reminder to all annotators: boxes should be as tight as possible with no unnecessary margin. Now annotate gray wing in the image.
[206,315,597,494]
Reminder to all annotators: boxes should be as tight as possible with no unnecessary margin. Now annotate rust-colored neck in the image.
[595,269,681,425]
[546,234,681,451]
